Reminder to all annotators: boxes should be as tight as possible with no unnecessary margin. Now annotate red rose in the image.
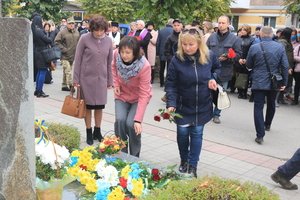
[152,168,161,181]
[154,115,161,122]
[124,197,130,200]
[119,177,127,188]
[152,168,159,175]
[162,112,170,119]
[227,48,236,59]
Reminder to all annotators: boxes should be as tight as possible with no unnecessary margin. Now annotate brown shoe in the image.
[271,171,298,190]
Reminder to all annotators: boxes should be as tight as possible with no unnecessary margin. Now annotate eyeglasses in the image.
[182,28,201,35]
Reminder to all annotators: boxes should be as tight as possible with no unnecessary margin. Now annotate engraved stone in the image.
[0,17,35,199]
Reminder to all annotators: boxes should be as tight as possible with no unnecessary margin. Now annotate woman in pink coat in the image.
[146,21,158,83]
[112,36,152,157]
[73,16,113,145]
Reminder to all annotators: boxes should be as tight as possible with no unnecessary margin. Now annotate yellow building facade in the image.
[230,0,296,33]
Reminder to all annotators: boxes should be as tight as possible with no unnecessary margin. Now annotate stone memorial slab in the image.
[0,17,35,199]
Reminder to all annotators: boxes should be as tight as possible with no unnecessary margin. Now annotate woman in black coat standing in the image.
[31,14,55,97]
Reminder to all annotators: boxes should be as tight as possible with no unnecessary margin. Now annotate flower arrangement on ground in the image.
[96,134,127,157]
[35,119,74,200]
[68,138,181,200]
[154,108,182,123]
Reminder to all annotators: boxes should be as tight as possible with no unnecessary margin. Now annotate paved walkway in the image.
[35,66,300,199]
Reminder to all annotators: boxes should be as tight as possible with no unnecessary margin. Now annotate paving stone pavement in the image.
[35,66,300,199]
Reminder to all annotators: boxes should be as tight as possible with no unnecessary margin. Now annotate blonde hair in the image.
[177,30,209,65]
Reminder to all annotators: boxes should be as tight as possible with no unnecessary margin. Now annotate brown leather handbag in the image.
[61,87,86,118]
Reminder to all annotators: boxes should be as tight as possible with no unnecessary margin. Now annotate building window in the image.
[263,17,276,28]
[228,16,239,32]
[73,12,83,22]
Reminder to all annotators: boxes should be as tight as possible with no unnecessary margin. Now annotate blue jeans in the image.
[177,125,204,167]
[35,68,47,92]
[252,89,277,138]
[213,81,228,117]
[278,148,300,180]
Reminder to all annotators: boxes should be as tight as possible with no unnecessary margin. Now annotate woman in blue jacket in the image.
[165,28,220,178]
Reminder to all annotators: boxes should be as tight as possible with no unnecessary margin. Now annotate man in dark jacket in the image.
[156,19,174,87]
[246,26,289,144]
[206,15,242,124]
[134,20,152,58]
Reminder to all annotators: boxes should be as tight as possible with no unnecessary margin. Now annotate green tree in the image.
[283,0,300,14]
[79,0,137,23]
[1,0,68,22]
[138,0,234,27]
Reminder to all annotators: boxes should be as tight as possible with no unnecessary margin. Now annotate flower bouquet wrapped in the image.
[68,143,181,200]
[221,48,236,59]
[35,119,74,200]
[96,134,127,157]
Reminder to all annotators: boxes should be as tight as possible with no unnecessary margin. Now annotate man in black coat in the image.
[156,19,174,87]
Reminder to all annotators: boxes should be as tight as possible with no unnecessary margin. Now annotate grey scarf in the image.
[116,54,145,81]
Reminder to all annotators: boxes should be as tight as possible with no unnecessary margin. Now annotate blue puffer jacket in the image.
[165,51,221,126]
[246,38,289,90]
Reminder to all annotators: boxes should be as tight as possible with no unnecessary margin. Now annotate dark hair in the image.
[118,36,141,61]
[89,15,109,32]
[191,20,200,27]
[43,22,51,29]
[280,27,293,42]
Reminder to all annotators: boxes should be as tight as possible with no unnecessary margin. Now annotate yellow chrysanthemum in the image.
[131,178,144,197]
[107,187,125,200]
[85,178,98,193]
[67,166,81,176]
[121,165,131,179]
[113,145,120,151]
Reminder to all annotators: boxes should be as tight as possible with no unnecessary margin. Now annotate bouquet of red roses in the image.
[154,108,182,123]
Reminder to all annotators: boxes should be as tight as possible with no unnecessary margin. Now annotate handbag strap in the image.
[260,42,272,79]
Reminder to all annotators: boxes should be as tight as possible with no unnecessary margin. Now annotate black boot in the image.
[271,171,298,190]
[86,128,93,145]
[178,161,188,173]
[188,165,197,178]
[93,127,103,142]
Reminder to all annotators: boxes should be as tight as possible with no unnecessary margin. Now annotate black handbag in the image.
[260,43,284,90]
[234,73,248,89]
[41,46,61,62]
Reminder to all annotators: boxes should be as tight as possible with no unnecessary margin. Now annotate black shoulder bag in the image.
[260,43,283,90]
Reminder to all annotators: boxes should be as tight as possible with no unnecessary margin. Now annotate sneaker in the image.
[271,171,298,190]
[255,137,263,144]
[213,116,221,124]
[179,161,188,173]
[188,165,197,178]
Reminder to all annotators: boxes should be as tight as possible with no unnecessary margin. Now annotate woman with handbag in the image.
[112,36,152,157]
[73,16,113,145]
[31,13,55,97]
[165,28,220,177]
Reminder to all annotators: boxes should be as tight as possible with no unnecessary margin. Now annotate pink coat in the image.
[73,33,113,105]
[112,51,152,122]
[147,30,158,66]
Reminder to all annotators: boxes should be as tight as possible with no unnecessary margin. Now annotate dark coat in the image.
[164,31,180,62]
[134,29,152,58]
[246,38,289,90]
[156,25,173,61]
[236,35,254,74]
[32,18,55,69]
[165,51,221,126]
[206,31,242,82]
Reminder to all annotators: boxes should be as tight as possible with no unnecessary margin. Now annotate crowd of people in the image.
[31,13,300,186]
